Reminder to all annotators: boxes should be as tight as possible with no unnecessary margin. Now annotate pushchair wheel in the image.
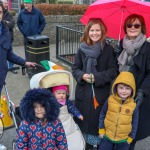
[12,139,16,150]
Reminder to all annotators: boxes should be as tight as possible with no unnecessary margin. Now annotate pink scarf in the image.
[57,99,66,105]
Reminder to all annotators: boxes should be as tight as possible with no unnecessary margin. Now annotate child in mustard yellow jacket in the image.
[99,72,139,150]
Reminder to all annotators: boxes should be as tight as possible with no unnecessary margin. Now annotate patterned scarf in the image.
[57,99,66,106]
[80,42,103,74]
[118,33,146,72]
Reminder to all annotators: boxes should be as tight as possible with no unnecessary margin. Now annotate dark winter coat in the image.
[0,22,26,94]
[16,88,68,150]
[72,43,118,135]
[17,6,46,37]
[3,9,15,42]
[120,41,150,140]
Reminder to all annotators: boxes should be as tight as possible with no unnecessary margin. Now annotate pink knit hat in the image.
[52,85,68,94]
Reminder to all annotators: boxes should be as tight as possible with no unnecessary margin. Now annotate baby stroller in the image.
[30,62,85,150]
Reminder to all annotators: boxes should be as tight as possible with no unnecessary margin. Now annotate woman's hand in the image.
[25,62,36,68]
[82,73,95,83]
[82,74,90,82]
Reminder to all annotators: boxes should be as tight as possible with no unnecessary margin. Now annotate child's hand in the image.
[79,115,84,120]
[99,134,104,138]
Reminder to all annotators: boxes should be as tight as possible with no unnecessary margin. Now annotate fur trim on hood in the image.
[20,88,60,123]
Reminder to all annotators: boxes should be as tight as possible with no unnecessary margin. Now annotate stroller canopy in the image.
[30,70,74,100]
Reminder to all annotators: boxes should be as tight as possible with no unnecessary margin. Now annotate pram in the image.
[7,62,85,150]
[30,63,85,150]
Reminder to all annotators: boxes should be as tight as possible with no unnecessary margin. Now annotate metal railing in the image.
[56,24,118,66]
[56,25,84,66]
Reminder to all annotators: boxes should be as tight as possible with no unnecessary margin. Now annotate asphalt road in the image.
[0,45,150,150]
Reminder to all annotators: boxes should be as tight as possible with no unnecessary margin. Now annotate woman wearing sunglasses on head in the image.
[117,14,150,150]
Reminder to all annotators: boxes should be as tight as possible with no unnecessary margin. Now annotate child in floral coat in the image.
[16,88,68,150]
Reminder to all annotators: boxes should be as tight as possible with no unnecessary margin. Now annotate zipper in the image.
[114,103,122,140]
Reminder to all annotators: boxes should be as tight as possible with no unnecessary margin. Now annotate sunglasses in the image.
[127,24,141,29]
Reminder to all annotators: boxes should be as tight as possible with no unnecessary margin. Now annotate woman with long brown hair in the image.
[72,18,118,150]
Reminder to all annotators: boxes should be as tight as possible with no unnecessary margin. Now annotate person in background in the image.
[0,2,35,149]
[117,14,150,150]
[1,0,16,74]
[72,18,118,150]
[16,88,68,149]
[17,0,46,56]
[99,72,139,150]
[0,2,36,103]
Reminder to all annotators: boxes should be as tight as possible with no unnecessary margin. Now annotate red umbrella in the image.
[80,0,150,40]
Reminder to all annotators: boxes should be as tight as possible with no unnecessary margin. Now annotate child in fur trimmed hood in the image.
[99,72,139,150]
[16,88,68,150]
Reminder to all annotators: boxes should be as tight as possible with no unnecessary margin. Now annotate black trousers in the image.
[99,138,130,150]
[128,140,136,150]
[86,143,99,150]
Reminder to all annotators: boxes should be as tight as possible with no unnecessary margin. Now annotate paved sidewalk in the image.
[0,44,150,150]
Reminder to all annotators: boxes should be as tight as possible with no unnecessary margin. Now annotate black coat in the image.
[3,9,15,42]
[72,43,118,135]
[120,41,150,141]
[0,22,26,94]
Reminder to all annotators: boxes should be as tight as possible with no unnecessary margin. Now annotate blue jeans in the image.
[8,61,14,69]
[99,138,130,150]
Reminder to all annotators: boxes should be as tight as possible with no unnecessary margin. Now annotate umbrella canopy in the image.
[80,0,150,40]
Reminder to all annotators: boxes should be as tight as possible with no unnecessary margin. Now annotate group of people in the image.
[72,14,150,150]
[0,0,150,149]
[15,13,150,150]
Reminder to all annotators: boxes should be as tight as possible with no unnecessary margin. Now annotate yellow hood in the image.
[112,72,136,99]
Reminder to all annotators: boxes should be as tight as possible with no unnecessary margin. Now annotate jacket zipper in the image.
[114,103,122,140]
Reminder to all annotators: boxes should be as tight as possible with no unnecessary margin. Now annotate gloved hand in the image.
[134,89,144,107]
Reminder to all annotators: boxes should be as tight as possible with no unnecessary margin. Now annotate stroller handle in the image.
[8,64,46,76]
[34,64,47,71]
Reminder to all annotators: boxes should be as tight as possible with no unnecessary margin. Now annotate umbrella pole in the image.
[118,10,124,42]
[116,9,123,59]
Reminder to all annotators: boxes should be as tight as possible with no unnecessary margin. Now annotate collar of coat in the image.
[133,41,148,69]
[23,6,36,14]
